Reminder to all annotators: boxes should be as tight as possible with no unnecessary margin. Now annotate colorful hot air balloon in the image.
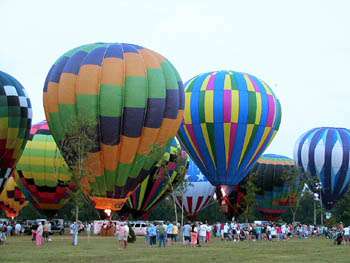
[43,43,184,212]
[253,154,299,221]
[14,121,74,217]
[215,184,247,220]
[0,71,32,192]
[175,160,215,220]
[294,127,350,210]
[177,70,281,188]
[121,139,189,219]
[0,176,28,219]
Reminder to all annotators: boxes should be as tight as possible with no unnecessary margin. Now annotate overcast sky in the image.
[1,0,349,158]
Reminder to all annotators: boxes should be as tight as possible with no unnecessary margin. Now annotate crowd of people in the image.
[1,219,349,247]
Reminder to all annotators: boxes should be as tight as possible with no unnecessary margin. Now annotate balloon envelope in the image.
[43,43,184,211]
[215,184,247,220]
[122,139,189,219]
[175,160,215,219]
[0,176,27,218]
[15,121,74,217]
[0,71,32,192]
[178,70,281,187]
[253,154,299,220]
[294,127,350,210]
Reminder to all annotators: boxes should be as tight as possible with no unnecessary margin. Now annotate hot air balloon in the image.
[14,121,74,218]
[177,70,281,190]
[294,127,350,210]
[0,71,32,192]
[252,154,299,221]
[0,176,28,219]
[43,43,184,212]
[121,139,189,219]
[175,160,215,220]
[215,184,247,220]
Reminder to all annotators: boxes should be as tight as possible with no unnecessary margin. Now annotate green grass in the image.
[0,235,349,263]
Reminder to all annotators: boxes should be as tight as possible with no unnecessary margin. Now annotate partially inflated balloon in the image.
[0,176,27,218]
[122,139,189,219]
[215,184,247,219]
[43,43,184,211]
[0,71,32,192]
[294,127,350,210]
[15,121,74,217]
[253,154,299,220]
[178,70,281,187]
[175,160,215,219]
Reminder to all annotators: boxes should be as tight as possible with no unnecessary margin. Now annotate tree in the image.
[282,166,306,222]
[241,175,258,223]
[59,115,98,221]
[161,148,189,225]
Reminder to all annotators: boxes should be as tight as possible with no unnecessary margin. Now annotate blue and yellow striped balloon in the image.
[178,70,281,186]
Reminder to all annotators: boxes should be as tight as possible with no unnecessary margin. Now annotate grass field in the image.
[0,235,349,263]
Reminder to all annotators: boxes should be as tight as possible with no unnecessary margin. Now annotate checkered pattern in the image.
[43,43,184,211]
[0,71,32,193]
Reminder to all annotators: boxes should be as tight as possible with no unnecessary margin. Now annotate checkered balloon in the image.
[0,71,32,192]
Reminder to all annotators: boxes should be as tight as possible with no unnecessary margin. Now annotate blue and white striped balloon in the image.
[294,127,350,209]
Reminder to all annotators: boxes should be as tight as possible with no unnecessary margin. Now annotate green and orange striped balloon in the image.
[43,43,184,211]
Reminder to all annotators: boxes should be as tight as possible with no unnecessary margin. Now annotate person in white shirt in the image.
[223,223,229,240]
[198,223,207,244]
[15,223,21,236]
[343,226,350,243]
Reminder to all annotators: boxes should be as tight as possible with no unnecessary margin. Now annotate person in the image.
[0,222,6,245]
[199,222,207,245]
[206,223,212,243]
[43,221,49,242]
[70,221,79,246]
[15,222,21,236]
[256,224,262,240]
[166,222,174,245]
[47,221,52,241]
[190,223,198,247]
[149,223,157,246]
[86,222,92,238]
[6,223,12,237]
[172,223,179,243]
[117,222,128,249]
[36,223,44,246]
[182,222,191,245]
[223,223,229,241]
[344,225,350,244]
[157,222,166,247]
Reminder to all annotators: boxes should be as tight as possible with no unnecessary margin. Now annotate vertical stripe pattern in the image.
[123,139,189,219]
[177,70,281,186]
[294,127,350,210]
[175,159,215,218]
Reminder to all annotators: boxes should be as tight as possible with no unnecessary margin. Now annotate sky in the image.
[1,0,349,158]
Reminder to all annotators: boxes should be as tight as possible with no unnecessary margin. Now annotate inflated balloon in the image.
[0,176,27,218]
[253,154,299,220]
[177,70,281,187]
[175,160,215,219]
[294,127,350,210]
[215,184,247,220]
[0,71,32,192]
[43,43,184,211]
[122,139,189,219]
[15,121,74,217]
